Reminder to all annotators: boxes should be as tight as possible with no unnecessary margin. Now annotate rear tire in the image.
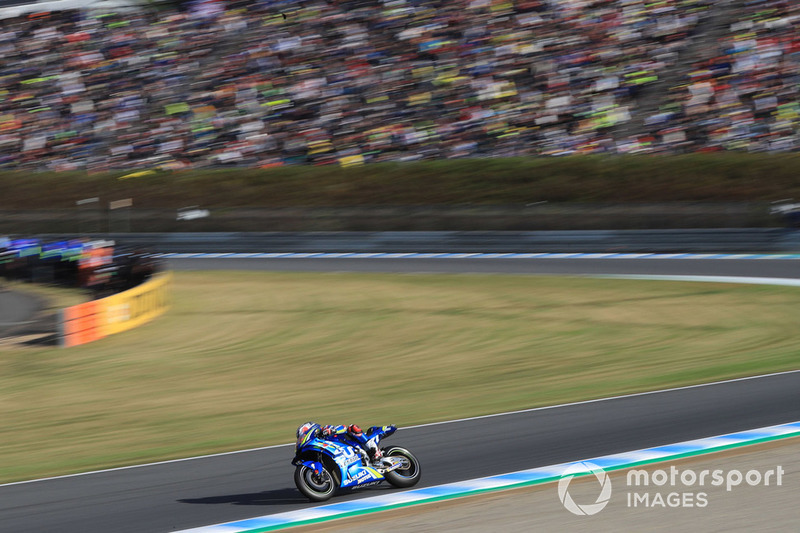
[294,464,336,501]
[383,446,421,488]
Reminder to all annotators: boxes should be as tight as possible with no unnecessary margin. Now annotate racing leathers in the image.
[320,424,383,464]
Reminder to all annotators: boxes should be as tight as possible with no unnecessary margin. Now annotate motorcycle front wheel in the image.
[294,464,336,501]
[383,446,421,488]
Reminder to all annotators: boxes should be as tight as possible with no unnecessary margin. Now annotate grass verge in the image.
[1,271,798,483]
[3,154,800,209]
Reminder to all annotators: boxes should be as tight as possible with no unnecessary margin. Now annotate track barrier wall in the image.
[59,272,171,348]
[30,229,800,255]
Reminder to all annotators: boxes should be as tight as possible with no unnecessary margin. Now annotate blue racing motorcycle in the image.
[292,423,421,501]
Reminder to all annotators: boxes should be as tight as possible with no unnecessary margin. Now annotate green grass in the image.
[1,271,799,483]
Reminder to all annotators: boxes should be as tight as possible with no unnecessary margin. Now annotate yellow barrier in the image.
[60,272,171,348]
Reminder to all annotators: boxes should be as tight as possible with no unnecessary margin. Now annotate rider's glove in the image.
[321,427,333,436]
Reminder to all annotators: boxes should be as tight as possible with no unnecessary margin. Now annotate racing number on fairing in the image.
[331,444,356,458]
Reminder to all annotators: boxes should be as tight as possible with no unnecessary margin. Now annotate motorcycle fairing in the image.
[294,459,326,475]
[298,438,387,488]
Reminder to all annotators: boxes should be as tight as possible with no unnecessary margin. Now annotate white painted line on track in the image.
[403,368,800,431]
[0,441,295,488]
[4,367,798,488]
[596,274,800,287]
[159,252,800,260]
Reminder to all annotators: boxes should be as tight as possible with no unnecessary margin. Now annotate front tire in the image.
[383,446,421,488]
[294,464,336,501]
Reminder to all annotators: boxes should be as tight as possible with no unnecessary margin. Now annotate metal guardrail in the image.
[32,229,800,254]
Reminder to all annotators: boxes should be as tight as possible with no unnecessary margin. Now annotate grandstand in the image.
[0,0,796,171]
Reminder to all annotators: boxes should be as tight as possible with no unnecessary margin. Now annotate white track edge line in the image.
[5,366,797,488]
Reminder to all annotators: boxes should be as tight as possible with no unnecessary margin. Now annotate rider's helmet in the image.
[348,424,363,437]
[296,422,320,447]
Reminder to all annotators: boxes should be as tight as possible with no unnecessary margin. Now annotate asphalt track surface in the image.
[0,287,42,337]
[2,257,800,533]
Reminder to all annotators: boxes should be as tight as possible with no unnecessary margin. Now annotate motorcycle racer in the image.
[293,421,420,501]
[323,424,384,464]
[297,422,383,464]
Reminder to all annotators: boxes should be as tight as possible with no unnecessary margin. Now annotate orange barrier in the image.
[61,300,104,347]
[60,272,171,348]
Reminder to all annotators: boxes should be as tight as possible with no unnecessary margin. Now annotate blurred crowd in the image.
[0,0,796,171]
[639,0,800,153]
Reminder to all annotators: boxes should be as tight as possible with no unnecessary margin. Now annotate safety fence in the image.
[51,229,800,254]
[59,272,171,348]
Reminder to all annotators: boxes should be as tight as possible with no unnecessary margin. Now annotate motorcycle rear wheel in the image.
[294,464,336,501]
[383,446,421,488]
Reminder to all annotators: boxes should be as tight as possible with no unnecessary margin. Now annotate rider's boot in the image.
[369,448,385,467]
